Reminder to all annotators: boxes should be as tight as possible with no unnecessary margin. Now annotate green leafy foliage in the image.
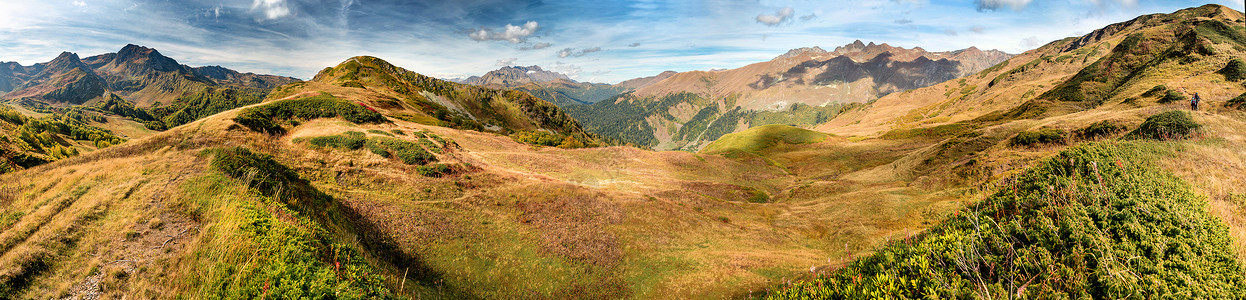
[202,147,396,298]
[234,94,386,134]
[1009,128,1066,147]
[769,142,1246,299]
[510,130,592,148]
[1127,110,1201,140]
[0,104,123,173]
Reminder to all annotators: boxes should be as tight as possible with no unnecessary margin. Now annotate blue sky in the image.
[0,0,1241,83]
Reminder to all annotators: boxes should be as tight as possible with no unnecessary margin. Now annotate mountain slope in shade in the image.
[2,44,299,108]
[568,41,1012,151]
[3,52,107,104]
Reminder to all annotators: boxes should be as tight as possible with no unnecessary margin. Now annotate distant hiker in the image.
[1191,92,1200,111]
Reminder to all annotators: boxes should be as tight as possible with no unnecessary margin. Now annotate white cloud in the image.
[251,0,290,20]
[974,0,1032,11]
[895,19,913,24]
[469,21,539,44]
[557,47,602,58]
[520,42,551,50]
[970,26,985,33]
[944,29,958,36]
[799,14,817,21]
[755,7,794,26]
[495,57,517,66]
[72,1,85,7]
[1020,36,1043,49]
[628,43,641,47]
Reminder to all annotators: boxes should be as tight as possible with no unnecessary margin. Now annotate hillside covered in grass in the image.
[5,3,1246,300]
[273,56,598,148]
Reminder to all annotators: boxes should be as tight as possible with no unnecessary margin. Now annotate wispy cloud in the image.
[974,0,1033,11]
[628,43,640,47]
[520,42,551,50]
[251,0,290,20]
[756,7,794,26]
[469,21,539,44]
[495,57,517,66]
[557,47,602,58]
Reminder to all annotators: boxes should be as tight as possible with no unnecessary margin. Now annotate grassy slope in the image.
[764,4,1246,298]
[3,5,1246,300]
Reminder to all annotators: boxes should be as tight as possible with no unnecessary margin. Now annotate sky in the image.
[0,0,1242,83]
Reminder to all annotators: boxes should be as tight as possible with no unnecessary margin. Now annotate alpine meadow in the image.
[5,1,1246,299]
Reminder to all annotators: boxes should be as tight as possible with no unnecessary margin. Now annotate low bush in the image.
[1127,110,1201,140]
[366,129,393,136]
[768,142,1245,299]
[1009,128,1065,147]
[1220,58,1246,81]
[365,137,435,165]
[415,164,453,177]
[303,131,366,150]
[1075,120,1127,140]
[1159,89,1188,104]
[234,95,385,134]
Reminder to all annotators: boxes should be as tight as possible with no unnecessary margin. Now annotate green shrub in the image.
[415,164,453,177]
[234,95,385,134]
[1220,58,1246,81]
[205,147,314,199]
[1009,128,1065,147]
[390,129,405,135]
[1076,120,1127,139]
[747,192,768,203]
[1127,110,1201,140]
[366,129,393,136]
[768,142,1246,299]
[366,137,435,165]
[1159,89,1188,104]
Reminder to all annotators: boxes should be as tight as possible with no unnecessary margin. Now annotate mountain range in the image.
[3,4,1246,299]
[558,41,1012,150]
[1,44,297,107]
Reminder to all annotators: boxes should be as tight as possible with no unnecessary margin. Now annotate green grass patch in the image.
[881,122,978,140]
[701,124,827,155]
[768,142,1246,299]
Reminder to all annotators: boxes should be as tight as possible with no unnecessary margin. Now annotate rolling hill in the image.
[3,4,1246,300]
